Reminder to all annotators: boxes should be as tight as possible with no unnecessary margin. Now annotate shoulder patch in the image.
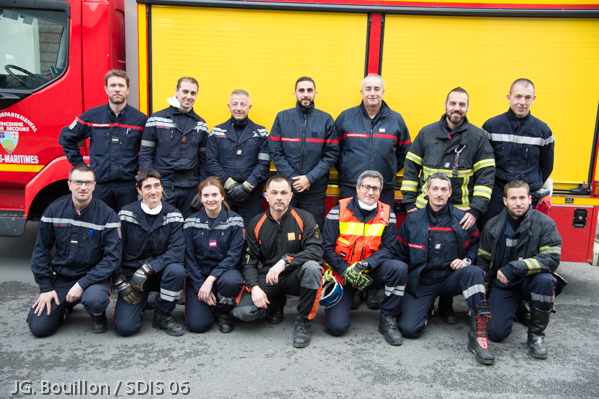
[69,118,78,129]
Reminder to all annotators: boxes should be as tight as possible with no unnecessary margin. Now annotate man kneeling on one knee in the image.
[232,174,323,348]
[112,169,187,337]
[478,179,562,360]
[322,170,407,346]
[394,173,494,365]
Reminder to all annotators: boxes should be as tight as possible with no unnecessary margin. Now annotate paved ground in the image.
[1,222,598,398]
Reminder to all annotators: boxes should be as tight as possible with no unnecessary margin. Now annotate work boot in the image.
[351,291,362,310]
[153,308,185,336]
[468,300,495,365]
[292,316,312,348]
[366,288,381,310]
[267,296,286,325]
[378,313,403,346]
[215,310,233,333]
[527,306,551,359]
[516,300,530,327]
[90,312,107,334]
[438,296,458,324]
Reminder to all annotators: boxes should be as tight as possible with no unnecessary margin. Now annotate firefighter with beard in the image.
[400,87,495,324]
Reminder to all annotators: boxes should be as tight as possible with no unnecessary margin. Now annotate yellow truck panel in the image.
[383,15,599,190]
[149,6,367,130]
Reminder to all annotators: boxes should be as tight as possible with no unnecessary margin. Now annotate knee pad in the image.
[300,261,323,290]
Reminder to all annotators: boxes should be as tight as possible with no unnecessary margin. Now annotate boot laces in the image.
[476,314,490,349]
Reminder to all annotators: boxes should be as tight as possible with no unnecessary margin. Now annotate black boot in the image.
[153,308,185,336]
[378,313,403,346]
[468,300,495,365]
[215,310,233,333]
[90,312,107,334]
[516,300,530,327]
[438,296,458,324]
[293,316,312,348]
[528,306,551,359]
[366,288,381,310]
[351,290,362,310]
[267,296,286,325]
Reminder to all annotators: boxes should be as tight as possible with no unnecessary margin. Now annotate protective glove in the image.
[114,275,141,305]
[190,193,201,210]
[228,183,251,203]
[130,263,154,292]
[342,261,373,291]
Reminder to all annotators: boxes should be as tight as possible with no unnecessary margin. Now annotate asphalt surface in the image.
[1,222,598,398]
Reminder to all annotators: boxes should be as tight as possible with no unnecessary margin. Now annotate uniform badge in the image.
[379,128,386,133]
[435,243,441,250]
[288,232,295,241]
[314,228,321,240]
[117,227,122,239]
[444,162,451,168]
[209,240,217,248]
[69,118,78,129]
[242,228,246,240]
[237,149,243,156]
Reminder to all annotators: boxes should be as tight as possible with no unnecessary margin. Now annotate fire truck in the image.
[1,0,598,263]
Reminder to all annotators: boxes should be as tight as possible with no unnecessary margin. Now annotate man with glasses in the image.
[322,170,407,346]
[62,69,148,212]
[395,173,494,365]
[27,165,121,337]
[400,87,495,323]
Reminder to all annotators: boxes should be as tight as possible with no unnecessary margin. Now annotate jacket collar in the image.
[439,113,470,137]
[201,207,229,229]
[296,102,315,115]
[167,105,201,121]
[359,100,390,121]
[347,196,380,223]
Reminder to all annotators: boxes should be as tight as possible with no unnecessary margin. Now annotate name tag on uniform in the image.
[288,233,295,241]
[209,240,217,248]
[435,243,442,250]
[111,137,119,143]
[444,162,451,168]
[237,149,243,156]
[379,128,385,133]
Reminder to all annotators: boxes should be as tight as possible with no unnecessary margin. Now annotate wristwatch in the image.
[463,258,472,266]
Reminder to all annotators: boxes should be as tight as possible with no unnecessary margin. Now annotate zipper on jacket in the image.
[300,114,307,174]
[368,123,373,169]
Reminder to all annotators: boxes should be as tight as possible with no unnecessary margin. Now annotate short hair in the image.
[266,174,292,191]
[197,176,230,212]
[510,78,535,94]
[136,169,162,189]
[361,73,385,90]
[177,77,199,90]
[69,164,94,180]
[230,89,250,102]
[356,170,384,188]
[503,180,530,197]
[446,87,469,103]
[295,76,316,90]
[426,172,452,190]
[105,69,129,88]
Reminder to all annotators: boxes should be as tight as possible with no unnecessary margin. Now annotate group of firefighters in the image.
[26,70,563,366]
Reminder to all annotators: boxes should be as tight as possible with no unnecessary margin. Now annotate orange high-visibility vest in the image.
[335,198,390,264]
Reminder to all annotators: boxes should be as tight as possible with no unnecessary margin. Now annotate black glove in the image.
[228,183,251,203]
[114,275,141,305]
[190,193,201,210]
[130,263,154,292]
[342,262,373,291]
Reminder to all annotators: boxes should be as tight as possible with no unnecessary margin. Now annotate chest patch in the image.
[444,162,451,168]
[435,243,442,250]
[379,128,385,133]
[209,240,217,248]
[288,232,295,241]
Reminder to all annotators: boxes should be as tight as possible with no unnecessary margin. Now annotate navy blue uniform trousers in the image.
[488,273,556,342]
[27,276,110,338]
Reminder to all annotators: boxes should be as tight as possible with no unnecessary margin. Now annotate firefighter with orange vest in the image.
[322,170,407,345]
